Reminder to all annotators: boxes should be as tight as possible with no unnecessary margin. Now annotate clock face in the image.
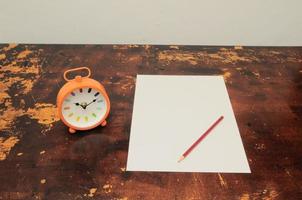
[61,87,107,128]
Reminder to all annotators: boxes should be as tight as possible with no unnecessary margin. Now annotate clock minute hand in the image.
[86,99,97,107]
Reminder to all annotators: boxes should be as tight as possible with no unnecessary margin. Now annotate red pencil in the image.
[178,116,224,162]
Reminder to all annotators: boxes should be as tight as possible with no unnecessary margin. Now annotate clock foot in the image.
[101,120,107,127]
[69,128,76,134]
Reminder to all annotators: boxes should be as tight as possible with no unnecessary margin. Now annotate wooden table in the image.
[0,44,301,199]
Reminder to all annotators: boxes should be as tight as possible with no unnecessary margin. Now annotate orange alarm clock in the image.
[57,67,110,134]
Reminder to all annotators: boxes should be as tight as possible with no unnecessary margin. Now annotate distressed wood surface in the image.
[0,44,301,200]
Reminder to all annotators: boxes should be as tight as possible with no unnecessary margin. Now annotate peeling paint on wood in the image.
[27,103,59,126]
[0,136,19,160]
[88,188,97,197]
[0,44,301,199]
[218,173,228,188]
[2,43,18,51]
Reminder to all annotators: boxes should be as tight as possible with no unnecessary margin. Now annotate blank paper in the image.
[127,75,250,173]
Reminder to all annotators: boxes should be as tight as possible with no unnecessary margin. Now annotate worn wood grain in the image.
[0,44,301,199]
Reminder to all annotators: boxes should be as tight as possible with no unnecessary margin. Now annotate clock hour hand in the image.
[74,102,87,109]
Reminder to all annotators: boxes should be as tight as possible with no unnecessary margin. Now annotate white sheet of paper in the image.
[127,75,250,173]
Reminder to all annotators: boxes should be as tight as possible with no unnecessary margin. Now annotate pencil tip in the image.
[178,156,185,163]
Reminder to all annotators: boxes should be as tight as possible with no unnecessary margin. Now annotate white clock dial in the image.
[61,87,107,128]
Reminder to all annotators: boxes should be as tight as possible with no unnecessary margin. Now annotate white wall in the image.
[0,0,301,46]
